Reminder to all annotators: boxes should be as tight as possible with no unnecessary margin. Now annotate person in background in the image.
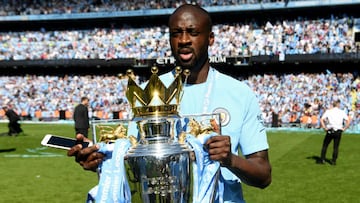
[68,4,271,202]
[73,96,90,138]
[318,99,350,165]
[2,106,23,136]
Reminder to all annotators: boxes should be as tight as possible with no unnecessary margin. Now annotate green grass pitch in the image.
[0,123,359,203]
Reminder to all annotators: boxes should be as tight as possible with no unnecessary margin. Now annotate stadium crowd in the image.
[0,0,305,16]
[0,15,357,60]
[0,1,359,131]
[0,72,359,131]
[246,72,360,130]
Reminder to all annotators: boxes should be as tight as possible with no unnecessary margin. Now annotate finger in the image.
[82,158,102,171]
[208,148,232,166]
[206,135,230,146]
[208,150,229,162]
[75,133,85,143]
[77,145,100,159]
[208,144,230,156]
[75,133,94,144]
[85,150,105,162]
[67,134,86,157]
[83,152,105,171]
[67,143,82,157]
[73,144,99,163]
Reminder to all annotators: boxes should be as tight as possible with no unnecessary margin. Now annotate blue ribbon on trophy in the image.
[91,140,132,203]
[186,133,224,203]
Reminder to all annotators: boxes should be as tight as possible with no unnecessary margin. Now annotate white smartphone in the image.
[41,134,92,150]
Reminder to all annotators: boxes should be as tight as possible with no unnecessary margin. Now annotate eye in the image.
[189,31,200,36]
[170,31,182,37]
[187,29,200,36]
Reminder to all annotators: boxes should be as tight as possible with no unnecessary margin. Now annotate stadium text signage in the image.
[156,57,176,65]
[156,56,227,65]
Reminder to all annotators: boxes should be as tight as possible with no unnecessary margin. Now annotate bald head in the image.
[169,4,212,32]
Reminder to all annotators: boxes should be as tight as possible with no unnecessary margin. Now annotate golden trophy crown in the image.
[126,66,188,120]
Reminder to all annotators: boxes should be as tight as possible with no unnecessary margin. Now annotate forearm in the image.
[226,150,271,189]
[320,119,326,129]
[343,120,351,131]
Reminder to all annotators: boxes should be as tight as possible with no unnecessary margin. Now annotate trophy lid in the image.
[126,66,186,121]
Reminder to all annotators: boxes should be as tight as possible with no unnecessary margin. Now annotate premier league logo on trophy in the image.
[93,66,221,203]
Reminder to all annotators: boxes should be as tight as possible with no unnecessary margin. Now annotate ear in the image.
[209,31,215,46]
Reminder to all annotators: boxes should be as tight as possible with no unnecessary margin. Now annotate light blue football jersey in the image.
[159,67,269,202]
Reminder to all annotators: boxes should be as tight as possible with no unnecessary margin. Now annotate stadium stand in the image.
[0,0,310,16]
[0,16,357,61]
[0,0,359,132]
[0,72,359,130]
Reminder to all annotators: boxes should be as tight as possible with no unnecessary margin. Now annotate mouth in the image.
[178,48,193,61]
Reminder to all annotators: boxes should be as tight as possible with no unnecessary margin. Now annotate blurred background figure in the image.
[73,97,90,138]
[318,100,351,165]
[2,106,23,136]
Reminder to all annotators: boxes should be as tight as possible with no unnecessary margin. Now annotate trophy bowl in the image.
[125,116,193,203]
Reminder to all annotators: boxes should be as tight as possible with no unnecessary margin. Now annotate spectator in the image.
[73,96,90,138]
[2,106,23,136]
[318,100,351,165]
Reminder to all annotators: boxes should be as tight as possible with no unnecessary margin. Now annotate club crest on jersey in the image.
[213,107,230,126]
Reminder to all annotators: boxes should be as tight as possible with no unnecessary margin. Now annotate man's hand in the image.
[205,135,271,188]
[205,135,232,166]
[67,134,104,172]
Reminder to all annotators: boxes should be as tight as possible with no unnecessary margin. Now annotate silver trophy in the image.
[96,67,220,202]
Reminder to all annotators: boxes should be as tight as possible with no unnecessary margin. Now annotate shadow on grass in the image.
[0,131,22,153]
[0,131,27,137]
[0,148,16,153]
[306,155,331,164]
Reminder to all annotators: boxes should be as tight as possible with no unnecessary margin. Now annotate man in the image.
[318,100,350,165]
[73,96,90,138]
[3,106,23,136]
[68,4,271,202]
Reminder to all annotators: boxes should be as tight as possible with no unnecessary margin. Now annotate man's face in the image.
[169,8,214,72]
[83,99,89,106]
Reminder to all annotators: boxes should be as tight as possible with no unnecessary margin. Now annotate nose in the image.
[179,31,191,44]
